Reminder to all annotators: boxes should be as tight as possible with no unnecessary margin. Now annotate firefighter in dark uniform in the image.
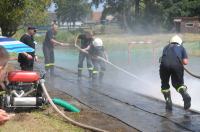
[77,31,93,79]
[43,24,66,77]
[160,35,191,110]
[82,38,108,82]
[18,26,38,71]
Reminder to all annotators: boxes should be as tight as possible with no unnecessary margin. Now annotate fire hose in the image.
[184,67,200,79]
[40,79,108,132]
[74,35,153,87]
[174,49,200,79]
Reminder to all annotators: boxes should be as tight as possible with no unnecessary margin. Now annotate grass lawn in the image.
[0,110,84,132]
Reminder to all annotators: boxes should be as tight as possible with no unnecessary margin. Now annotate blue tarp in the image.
[0,36,34,53]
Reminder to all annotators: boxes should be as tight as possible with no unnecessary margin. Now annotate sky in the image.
[48,2,104,13]
[91,3,104,12]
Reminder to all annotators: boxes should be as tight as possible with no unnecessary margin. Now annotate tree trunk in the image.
[122,7,130,32]
[135,0,140,18]
[0,25,17,37]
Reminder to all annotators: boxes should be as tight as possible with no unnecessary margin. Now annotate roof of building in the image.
[174,17,200,21]
[92,12,102,22]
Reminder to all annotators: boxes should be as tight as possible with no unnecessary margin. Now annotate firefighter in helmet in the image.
[82,38,108,82]
[159,35,191,110]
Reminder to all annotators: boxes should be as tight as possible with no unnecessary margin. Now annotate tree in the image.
[0,0,51,37]
[160,0,200,30]
[54,0,90,27]
[92,0,200,32]
[92,0,140,31]
[0,0,25,37]
[23,0,51,26]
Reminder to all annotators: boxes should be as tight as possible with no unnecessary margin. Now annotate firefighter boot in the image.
[89,70,93,79]
[99,71,104,83]
[78,70,82,81]
[163,91,172,111]
[92,72,98,85]
[179,88,191,110]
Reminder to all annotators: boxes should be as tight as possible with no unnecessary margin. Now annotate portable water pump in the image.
[0,71,46,109]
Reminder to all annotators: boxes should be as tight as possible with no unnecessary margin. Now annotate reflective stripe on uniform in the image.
[0,91,5,96]
[45,63,54,67]
[161,89,170,93]
[92,71,99,74]
[78,67,84,70]
[177,85,186,93]
[88,67,93,70]
[78,67,93,70]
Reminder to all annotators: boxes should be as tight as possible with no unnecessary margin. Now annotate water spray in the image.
[75,35,153,87]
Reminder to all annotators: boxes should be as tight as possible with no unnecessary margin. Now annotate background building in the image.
[174,17,200,33]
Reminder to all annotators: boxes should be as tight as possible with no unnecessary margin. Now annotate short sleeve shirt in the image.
[78,34,93,48]
[161,44,188,66]
[43,29,55,49]
[20,34,35,56]
[162,44,188,59]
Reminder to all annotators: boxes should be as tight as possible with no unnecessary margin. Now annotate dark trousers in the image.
[78,52,93,76]
[20,60,34,71]
[159,64,184,91]
[43,46,55,76]
[92,58,106,80]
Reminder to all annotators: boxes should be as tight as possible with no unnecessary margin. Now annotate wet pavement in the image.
[45,67,200,132]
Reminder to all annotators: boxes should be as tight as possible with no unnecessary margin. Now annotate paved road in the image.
[46,67,200,132]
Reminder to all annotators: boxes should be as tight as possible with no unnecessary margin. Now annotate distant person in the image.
[159,35,191,111]
[0,46,11,124]
[18,26,38,71]
[82,38,108,82]
[76,31,93,79]
[43,24,68,77]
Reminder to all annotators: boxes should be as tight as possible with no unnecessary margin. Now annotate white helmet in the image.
[170,35,183,45]
[93,38,103,47]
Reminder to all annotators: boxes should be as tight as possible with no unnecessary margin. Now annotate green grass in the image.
[13,28,200,56]
[14,28,80,45]
[98,33,200,45]
[0,111,84,132]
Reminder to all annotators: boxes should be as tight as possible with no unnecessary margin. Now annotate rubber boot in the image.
[50,66,55,77]
[89,70,93,79]
[92,73,98,85]
[163,91,172,111]
[99,72,104,83]
[78,70,82,81]
[179,89,191,110]
[45,68,50,81]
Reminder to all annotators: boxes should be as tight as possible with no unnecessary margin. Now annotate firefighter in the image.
[159,35,191,110]
[82,38,108,82]
[18,26,38,71]
[76,31,93,79]
[43,24,67,77]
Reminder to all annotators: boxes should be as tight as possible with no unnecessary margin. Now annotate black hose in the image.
[184,67,200,79]
[176,56,200,79]
[172,47,200,79]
